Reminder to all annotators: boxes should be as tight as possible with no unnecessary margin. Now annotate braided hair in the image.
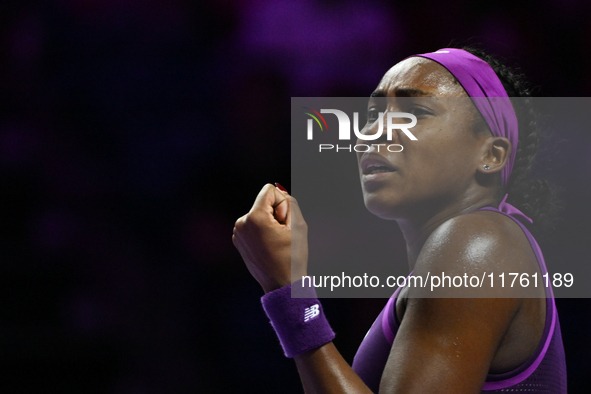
[461,46,560,236]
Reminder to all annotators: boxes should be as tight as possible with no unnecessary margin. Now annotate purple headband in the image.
[410,48,518,188]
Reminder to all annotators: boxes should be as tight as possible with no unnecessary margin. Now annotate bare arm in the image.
[380,297,519,393]
[295,343,374,394]
[233,184,373,393]
[233,187,538,394]
[378,212,540,393]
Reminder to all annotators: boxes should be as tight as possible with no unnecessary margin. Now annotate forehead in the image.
[376,57,468,97]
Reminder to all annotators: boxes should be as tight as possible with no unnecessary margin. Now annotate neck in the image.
[397,194,499,272]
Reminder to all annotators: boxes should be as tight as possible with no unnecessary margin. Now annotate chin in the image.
[363,194,400,221]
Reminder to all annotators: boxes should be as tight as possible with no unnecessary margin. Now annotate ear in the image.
[477,137,511,175]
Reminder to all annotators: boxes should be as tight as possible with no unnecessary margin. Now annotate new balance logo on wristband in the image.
[304,304,320,322]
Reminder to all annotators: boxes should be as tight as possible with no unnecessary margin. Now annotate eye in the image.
[366,108,384,123]
[406,106,432,117]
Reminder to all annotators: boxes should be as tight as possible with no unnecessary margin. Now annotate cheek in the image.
[404,134,454,167]
[404,131,477,181]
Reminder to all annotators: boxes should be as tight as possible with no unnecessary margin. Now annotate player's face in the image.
[356,57,490,221]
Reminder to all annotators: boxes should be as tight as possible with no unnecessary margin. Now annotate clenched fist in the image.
[232,184,308,293]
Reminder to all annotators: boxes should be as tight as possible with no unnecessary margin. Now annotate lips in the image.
[360,153,397,175]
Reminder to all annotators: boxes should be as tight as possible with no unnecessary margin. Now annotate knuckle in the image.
[263,183,275,193]
[234,216,245,229]
[241,212,261,230]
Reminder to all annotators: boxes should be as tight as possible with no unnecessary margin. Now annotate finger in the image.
[251,184,281,214]
[273,187,290,224]
[249,184,277,220]
[251,184,290,226]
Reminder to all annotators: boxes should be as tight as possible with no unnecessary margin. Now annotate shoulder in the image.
[427,210,526,254]
[412,210,539,297]
[421,209,534,270]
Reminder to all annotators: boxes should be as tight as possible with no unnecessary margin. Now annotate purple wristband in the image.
[261,281,335,358]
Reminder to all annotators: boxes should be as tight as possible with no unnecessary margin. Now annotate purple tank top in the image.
[351,208,567,393]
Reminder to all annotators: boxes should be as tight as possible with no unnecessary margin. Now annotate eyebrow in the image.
[370,88,432,97]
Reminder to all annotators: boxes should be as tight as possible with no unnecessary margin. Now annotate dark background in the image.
[0,0,590,393]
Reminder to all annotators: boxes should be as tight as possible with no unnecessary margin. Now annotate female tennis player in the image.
[232,47,567,393]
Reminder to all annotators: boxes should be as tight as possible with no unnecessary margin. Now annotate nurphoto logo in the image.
[303,108,418,153]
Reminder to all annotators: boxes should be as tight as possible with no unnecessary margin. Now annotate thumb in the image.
[273,185,290,224]
[273,183,305,229]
